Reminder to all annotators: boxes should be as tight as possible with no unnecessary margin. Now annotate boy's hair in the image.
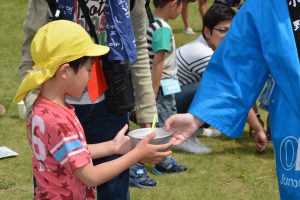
[153,0,182,8]
[69,56,89,73]
[202,4,236,39]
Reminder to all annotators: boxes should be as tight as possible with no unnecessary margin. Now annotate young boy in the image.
[13,20,171,199]
[146,0,187,175]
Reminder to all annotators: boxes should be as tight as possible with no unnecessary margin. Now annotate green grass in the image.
[0,1,279,199]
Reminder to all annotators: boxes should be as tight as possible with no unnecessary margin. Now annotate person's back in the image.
[176,35,213,88]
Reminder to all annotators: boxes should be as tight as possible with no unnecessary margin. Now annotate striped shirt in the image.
[146,18,177,79]
[176,35,213,86]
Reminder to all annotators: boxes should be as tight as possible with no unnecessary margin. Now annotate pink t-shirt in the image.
[30,96,95,199]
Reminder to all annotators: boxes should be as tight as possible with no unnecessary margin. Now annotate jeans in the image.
[156,89,177,128]
[74,101,129,200]
[175,82,199,113]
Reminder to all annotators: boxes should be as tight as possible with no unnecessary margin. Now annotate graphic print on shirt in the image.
[293,20,300,31]
[289,0,300,7]
[32,115,47,171]
[279,136,300,188]
[73,0,107,45]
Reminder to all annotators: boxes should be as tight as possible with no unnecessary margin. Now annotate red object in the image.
[87,57,107,102]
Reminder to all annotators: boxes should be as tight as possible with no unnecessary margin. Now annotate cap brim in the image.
[85,44,109,57]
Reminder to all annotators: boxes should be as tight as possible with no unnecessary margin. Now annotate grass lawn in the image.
[0,0,279,199]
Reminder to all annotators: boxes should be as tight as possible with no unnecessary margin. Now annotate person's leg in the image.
[181,0,194,34]
[154,90,187,174]
[181,0,196,34]
[129,163,157,188]
[74,101,129,200]
[175,82,199,114]
[198,0,208,18]
[175,82,212,154]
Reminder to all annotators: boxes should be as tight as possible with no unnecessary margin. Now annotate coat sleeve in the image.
[129,0,157,123]
[188,1,269,137]
[19,0,50,116]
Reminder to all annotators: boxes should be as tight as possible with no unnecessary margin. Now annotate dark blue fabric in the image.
[57,0,74,21]
[175,82,199,113]
[74,101,129,200]
[105,0,137,64]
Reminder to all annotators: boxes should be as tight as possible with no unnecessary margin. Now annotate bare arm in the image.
[88,125,132,159]
[152,51,166,98]
[75,133,172,187]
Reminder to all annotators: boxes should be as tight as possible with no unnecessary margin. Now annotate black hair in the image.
[68,56,89,73]
[214,0,241,7]
[202,4,236,40]
[153,0,182,8]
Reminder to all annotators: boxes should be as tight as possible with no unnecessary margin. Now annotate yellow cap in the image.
[13,20,109,103]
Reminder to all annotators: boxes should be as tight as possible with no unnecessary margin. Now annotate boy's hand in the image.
[134,132,172,164]
[113,125,133,155]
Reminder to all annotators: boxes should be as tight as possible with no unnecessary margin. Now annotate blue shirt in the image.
[189,0,300,199]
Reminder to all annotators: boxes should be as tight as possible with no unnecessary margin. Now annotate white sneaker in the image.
[173,135,212,154]
[202,128,222,137]
[184,27,196,35]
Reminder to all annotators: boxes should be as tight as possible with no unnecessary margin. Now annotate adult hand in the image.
[113,124,134,155]
[135,133,172,164]
[254,129,268,152]
[164,113,204,146]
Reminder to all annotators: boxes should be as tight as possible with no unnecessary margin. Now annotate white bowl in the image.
[128,128,171,145]
[17,101,26,119]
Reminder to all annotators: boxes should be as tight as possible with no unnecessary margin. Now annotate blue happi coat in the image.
[189,0,300,199]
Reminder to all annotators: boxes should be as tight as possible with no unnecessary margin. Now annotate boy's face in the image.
[205,19,232,50]
[66,57,94,99]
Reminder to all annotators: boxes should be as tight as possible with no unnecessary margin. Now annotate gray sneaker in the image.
[173,135,212,154]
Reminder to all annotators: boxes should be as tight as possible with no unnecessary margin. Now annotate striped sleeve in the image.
[48,123,90,171]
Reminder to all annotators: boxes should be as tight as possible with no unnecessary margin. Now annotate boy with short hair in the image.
[146,0,187,175]
[13,20,171,199]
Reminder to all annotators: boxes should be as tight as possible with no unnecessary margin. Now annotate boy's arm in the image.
[88,125,132,159]
[75,133,172,187]
[152,51,166,99]
[88,141,116,159]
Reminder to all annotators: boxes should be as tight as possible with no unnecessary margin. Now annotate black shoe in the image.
[129,164,157,188]
[152,157,187,175]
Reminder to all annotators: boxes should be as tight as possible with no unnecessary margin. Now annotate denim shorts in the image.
[156,89,177,127]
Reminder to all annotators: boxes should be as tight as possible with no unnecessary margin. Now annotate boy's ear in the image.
[57,63,71,79]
